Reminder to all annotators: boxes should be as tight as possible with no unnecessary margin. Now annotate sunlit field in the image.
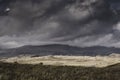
[1,54,120,67]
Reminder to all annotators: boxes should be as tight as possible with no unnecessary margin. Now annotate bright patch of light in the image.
[5,8,10,12]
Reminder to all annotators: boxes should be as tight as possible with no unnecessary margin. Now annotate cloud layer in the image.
[0,0,120,48]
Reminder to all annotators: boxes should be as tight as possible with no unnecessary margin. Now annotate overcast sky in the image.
[0,0,120,48]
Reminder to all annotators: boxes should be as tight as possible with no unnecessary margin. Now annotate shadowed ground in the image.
[0,62,119,80]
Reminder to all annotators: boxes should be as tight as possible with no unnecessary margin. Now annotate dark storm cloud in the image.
[0,0,120,48]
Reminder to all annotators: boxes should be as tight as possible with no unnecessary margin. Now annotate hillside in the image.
[1,44,120,57]
[0,62,119,80]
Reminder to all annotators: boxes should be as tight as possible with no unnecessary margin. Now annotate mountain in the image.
[0,44,120,57]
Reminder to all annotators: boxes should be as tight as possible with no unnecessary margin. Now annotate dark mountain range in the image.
[0,44,120,57]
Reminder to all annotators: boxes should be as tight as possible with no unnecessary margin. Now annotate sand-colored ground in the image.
[0,54,120,67]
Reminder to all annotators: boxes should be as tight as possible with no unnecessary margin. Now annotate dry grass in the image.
[0,54,120,67]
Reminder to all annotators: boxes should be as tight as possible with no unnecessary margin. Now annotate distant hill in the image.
[0,44,120,57]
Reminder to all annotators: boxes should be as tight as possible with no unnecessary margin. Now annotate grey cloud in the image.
[0,0,120,48]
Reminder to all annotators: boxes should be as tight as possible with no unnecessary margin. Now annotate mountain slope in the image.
[0,44,120,57]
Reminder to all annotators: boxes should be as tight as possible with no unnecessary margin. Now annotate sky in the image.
[0,0,120,48]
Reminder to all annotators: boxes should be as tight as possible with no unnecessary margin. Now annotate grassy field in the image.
[0,62,119,80]
[1,55,120,67]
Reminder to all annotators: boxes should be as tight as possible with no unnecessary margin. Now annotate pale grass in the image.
[0,54,120,67]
